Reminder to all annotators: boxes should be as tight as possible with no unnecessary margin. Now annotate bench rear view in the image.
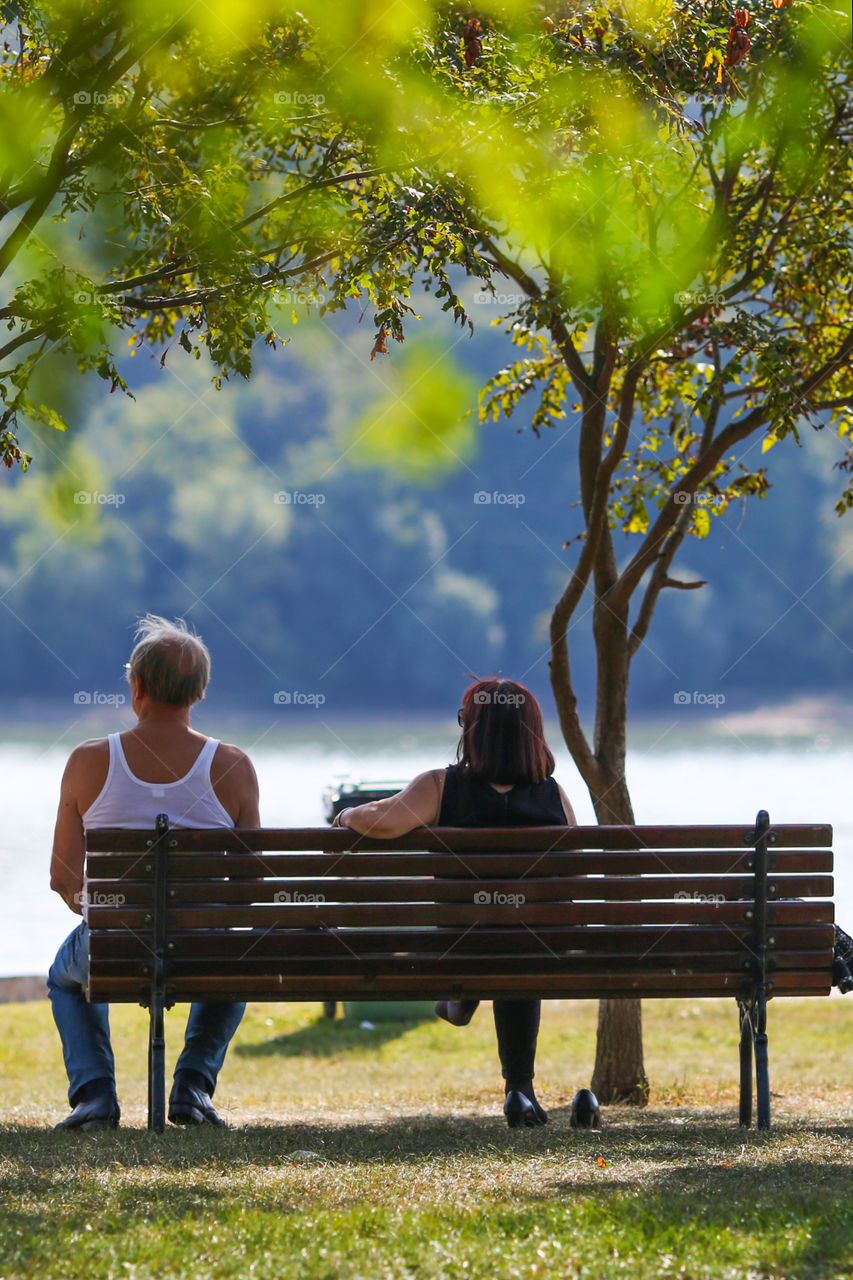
[84,812,834,1129]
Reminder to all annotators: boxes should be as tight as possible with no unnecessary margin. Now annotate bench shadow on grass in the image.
[234,1011,430,1058]
[3,1118,853,1276]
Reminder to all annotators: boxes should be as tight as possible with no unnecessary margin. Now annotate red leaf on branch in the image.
[371,326,389,360]
[725,25,750,64]
[463,18,482,66]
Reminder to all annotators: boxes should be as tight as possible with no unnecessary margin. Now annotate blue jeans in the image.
[48,922,245,1104]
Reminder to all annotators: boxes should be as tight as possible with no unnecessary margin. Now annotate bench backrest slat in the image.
[87,922,835,960]
[83,873,834,905]
[84,823,833,854]
[85,849,834,877]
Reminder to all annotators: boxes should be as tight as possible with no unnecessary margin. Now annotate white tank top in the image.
[82,733,234,831]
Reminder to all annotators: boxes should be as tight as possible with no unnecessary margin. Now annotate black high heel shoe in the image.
[504,1088,548,1128]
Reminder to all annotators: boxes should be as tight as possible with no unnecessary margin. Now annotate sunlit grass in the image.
[3,996,853,1278]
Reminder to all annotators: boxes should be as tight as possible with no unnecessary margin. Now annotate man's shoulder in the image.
[211,740,254,768]
[209,740,257,785]
[66,737,111,770]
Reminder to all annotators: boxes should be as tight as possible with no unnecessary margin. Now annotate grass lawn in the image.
[3,995,853,1278]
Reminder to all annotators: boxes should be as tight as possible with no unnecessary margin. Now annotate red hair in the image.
[456,678,555,785]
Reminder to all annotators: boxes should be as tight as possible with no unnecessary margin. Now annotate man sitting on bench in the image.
[48,614,260,1131]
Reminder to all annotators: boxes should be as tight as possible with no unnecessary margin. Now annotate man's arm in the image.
[338,770,444,838]
[50,747,90,913]
[211,744,261,826]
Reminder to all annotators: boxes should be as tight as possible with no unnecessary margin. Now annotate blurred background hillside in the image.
[3,279,852,725]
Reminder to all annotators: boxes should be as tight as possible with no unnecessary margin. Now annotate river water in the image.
[2,716,850,976]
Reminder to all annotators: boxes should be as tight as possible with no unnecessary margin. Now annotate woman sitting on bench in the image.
[332,677,576,1127]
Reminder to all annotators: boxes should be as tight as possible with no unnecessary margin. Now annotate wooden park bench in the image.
[84,810,834,1132]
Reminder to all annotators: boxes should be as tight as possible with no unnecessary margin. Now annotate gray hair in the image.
[127,615,211,706]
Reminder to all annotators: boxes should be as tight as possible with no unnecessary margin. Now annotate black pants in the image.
[493,998,540,1087]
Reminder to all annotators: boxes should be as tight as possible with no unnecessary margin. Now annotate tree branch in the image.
[478,236,591,400]
[613,324,853,615]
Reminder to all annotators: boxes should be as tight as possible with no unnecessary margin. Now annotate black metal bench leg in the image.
[754,987,770,1130]
[738,1000,753,1128]
[148,991,166,1133]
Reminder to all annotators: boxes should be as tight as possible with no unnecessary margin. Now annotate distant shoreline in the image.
[0,976,46,1004]
[1,694,853,743]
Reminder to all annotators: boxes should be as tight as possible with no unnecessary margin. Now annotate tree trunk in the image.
[551,568,650,1107]
[588,767,650,1107]
[590,998,648,1106]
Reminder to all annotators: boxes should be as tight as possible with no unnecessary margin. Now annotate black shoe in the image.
[570,1088,601,1129]
[54,1094,120,1132]
[504,1089,548,1128]
[434,999,480,1027]
[168,1079,226,1127]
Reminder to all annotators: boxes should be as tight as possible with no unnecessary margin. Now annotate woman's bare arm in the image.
[558,783,577,826]
[339,770,444,838]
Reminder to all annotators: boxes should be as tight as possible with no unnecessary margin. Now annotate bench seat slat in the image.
[84,823,833,854]
[83,873,834,905]
[84,849,835,877]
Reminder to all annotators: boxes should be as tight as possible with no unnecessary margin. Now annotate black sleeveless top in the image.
[439,763,567,828]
